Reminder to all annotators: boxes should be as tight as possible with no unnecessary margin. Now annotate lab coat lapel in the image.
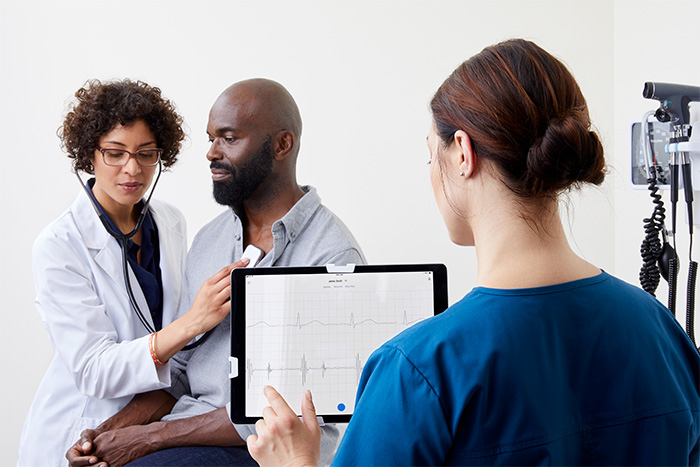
[72,190,156,331]
[150,202,185,325]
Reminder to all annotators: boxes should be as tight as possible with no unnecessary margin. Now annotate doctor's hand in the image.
[185,259,249,334]
[153,259,249,363]
[247,386,321,467]
[66,429,107,467]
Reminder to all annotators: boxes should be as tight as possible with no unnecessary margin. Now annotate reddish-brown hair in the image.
[430,39,605,199]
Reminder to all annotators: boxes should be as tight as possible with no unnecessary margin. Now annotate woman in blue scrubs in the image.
[246,39,700,466]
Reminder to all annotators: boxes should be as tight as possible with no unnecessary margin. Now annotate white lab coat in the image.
[18,189,187,467]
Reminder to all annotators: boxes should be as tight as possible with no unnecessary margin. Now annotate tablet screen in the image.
[230,265,447,423]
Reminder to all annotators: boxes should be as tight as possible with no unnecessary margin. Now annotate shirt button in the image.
[235,234,241,241]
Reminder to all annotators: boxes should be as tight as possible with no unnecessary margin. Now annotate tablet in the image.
[229,263,448,424]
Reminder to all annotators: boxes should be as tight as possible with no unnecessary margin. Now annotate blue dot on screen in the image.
[337,403,346,412]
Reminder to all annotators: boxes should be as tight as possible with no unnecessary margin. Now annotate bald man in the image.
[67,79,365,466]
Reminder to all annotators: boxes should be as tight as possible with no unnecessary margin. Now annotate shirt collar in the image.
[227,185,320,244]
[272,185,320,243]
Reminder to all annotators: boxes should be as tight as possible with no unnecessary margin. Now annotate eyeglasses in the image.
[98,148,163,167]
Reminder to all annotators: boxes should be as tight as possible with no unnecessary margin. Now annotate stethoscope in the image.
[76,162,208,350]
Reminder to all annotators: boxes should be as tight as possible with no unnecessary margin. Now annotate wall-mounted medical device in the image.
[636,82,700,352]
[630,120,673,188]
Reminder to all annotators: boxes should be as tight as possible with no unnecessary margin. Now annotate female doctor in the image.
[18,79,246,466]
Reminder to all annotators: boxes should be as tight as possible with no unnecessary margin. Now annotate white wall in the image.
[613,0,700,340]
[0,1,694,465]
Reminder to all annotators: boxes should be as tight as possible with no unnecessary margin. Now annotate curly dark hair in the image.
[59,79,185,174]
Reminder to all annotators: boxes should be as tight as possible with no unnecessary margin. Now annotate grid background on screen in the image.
[244,271,434,416]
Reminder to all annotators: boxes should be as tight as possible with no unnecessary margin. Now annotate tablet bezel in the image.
[229,263,448,424]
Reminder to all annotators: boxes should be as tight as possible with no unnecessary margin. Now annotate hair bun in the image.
[524,113,605,196]
[430,39,606,200]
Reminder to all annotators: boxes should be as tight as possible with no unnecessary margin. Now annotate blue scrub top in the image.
[333,272,700,466]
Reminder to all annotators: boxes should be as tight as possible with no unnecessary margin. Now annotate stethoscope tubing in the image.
[75,165,211,349]
[76,163,162,331]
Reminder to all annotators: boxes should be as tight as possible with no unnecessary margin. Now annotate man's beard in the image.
[211,136,274,209]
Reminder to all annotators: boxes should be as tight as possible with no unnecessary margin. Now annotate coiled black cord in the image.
[687,261,698,349]
[668,258,678,317]
[639,170,666,296]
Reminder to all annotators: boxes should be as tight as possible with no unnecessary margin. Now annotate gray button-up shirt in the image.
[164,186,365,464]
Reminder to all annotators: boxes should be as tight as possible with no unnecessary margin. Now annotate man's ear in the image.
[274,131,295,160]
[454,130,476,179]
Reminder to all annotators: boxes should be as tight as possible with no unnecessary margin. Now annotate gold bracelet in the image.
[149,332,166,366]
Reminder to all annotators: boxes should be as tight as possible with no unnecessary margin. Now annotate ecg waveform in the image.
[244,275,436,416]
[247,310,424,330]
[246,354,364,389]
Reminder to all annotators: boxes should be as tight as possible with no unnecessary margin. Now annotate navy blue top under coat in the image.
[86,180,163,330]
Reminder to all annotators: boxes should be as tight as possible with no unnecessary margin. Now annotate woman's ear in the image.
[88,154,96,173]
[454,130,476,179]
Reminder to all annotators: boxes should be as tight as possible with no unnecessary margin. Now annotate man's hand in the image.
[66,405,246,467]
[90,425,158,467]
[66,391,176,467]
[66,429,107,467]
[247,386,321,467]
